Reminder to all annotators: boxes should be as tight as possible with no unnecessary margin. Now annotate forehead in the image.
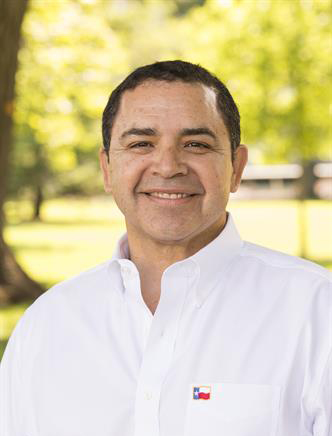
[112,80,227,135]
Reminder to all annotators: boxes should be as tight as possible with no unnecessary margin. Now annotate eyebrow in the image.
[179,127,217,140]
[120,127,157,140]
[120,126,217,141]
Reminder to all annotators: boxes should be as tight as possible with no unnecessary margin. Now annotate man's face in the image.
[100,80,247,245]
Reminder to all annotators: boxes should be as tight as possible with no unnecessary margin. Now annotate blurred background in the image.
[0,0,331,359]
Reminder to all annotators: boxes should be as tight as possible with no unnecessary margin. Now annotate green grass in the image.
[0,197,331,360]
[229,199,332,263]
[4,197,126,288]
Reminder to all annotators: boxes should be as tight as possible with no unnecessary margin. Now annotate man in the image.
[0,60,331,436]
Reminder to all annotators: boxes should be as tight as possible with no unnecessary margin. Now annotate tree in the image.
[0,0,43,304]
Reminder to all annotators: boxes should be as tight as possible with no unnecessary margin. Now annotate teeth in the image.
[149,192,190,199]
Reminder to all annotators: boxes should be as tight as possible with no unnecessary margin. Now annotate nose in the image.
[151,145,188,178]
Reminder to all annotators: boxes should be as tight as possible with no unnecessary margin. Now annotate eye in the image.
[130,141,153,149]
[185,141,210,151]
[129,141,153,151]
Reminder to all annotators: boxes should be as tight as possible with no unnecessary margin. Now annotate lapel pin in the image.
[193,385,211,400]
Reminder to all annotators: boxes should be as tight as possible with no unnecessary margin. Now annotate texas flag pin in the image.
[193,385,211,400]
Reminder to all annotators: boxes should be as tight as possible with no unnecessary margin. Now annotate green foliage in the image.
[10,0,332,205]
[171,0,332,162]
[11,0,126,200]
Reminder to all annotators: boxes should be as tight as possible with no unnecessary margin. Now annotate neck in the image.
[125,214,227,314]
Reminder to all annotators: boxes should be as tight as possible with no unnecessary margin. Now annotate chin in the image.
[144,226,195,244]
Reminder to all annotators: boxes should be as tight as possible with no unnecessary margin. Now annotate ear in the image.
[230,145,248,193]
[99,148,112,193]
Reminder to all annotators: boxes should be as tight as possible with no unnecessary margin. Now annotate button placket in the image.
[133,272,191,436]
[142,311,153,349]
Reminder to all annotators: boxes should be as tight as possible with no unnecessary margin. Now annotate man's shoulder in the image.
[3,261,117,360]
[25,260,115,315]
[240,240,331,282]
[51,260,111,292]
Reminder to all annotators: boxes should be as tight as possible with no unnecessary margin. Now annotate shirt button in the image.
[144,391,153,400]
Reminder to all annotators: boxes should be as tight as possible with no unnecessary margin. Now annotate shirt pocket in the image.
[184,382,281,436]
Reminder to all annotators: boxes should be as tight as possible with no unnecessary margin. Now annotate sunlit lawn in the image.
[0,197,331,360]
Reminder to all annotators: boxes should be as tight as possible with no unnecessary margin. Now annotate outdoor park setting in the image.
[0,0,331,361]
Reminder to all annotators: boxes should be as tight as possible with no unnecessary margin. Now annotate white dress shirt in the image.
[0,214,331,436]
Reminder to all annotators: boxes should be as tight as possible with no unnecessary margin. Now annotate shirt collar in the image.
[188,213,243,307]
[110,213,243,308]
[113,233,130,260]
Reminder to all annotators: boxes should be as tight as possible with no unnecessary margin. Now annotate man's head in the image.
[102,60,241,160]
[100,60,247,248]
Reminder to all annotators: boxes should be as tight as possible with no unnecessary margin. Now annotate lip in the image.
[139,192,198,205]
[141,189,198,195]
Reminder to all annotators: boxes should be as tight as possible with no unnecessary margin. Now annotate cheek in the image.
[110,155,147,192]
[200,161,232,195]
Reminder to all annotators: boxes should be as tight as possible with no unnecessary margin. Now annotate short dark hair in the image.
[102,60,240,157]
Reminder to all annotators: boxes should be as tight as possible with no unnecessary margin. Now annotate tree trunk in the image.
[33,185,43,221]
[0,233,42,304]
[0,0,43,305]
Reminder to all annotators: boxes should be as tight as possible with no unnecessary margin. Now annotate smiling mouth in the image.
[146,192,194,199]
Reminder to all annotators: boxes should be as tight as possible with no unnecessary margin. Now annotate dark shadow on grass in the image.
[0,339,8,361]
[10,244,74,253]
[39,280,57,290]
[0,299,34,311]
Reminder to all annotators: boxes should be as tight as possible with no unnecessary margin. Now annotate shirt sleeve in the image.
[311,349,332,436]
[0,315,26,436]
